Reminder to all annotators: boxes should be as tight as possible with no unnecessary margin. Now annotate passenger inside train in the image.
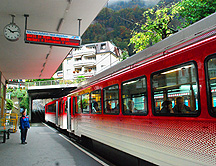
[127,100,137,113]
[123,104,127,113]
[92,101,101,113]
[160,100,174,113]
[106,102,112,113]
[173,97,191,114]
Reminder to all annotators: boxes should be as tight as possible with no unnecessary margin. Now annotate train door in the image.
[67,97,71,131]
[59,100,63,128]
[55,101,59,126]
[71,97,76,131]
[62,97,67,129]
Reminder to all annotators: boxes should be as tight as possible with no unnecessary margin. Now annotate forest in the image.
[82,6,146,56]
[82,0,180,56]
[82,0,216,56]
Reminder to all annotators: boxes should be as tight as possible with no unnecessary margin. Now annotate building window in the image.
[101,43,106,50]
[151,62,199,116]
[75,58,82,61]
[67,58,71,64]
[67,69,71,75]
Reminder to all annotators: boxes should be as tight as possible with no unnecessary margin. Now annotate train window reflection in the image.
[81,93,90,114]
[122,77,147,115]
[103,85,119,114]
[76,95,82,113]
[207,56,216,116]
[152,62,199,116]
[65,100,68,113]
[90,90,102,114]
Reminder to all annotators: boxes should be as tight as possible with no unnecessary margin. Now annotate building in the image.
[63,41,122,80]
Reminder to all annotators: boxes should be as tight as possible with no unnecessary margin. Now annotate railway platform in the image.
[0,123,110,166]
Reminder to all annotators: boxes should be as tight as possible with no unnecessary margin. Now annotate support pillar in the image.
[29,96,32,122]
[0,71,2,118]
[0,73,6,118]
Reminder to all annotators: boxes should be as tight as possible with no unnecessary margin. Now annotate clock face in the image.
[4,23,21,41]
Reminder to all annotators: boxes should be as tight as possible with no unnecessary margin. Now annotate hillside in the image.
[82,0,179,56]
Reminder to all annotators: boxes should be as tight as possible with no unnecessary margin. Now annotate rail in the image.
[0,117,10,143]
[25,79,85,88]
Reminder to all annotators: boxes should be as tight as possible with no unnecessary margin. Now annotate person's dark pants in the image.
[21,128,28,143]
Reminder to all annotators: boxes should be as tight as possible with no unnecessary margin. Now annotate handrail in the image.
[25,79,85,88]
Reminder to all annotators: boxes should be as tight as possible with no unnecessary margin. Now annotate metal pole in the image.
[29,97,32,122]
[24,14,29,30]
[24,14,29,41]
[78,19,82,36]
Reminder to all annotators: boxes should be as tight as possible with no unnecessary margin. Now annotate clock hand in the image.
[6,28,19,33]
[7,28,14,33]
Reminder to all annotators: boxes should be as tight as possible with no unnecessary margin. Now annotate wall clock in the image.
[3,15,21,41]
[4,23,21,41]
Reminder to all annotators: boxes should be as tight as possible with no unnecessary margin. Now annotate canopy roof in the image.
[0,0,108,80]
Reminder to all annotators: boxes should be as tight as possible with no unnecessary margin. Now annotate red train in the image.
[45,13,216,166]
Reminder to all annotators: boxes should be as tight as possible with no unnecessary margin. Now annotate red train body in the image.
[45,13,216,165]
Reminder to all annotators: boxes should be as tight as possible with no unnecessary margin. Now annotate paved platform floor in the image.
[0,123,108,166]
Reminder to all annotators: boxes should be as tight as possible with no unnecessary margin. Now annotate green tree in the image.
[11,88,26,99]
[9,88,29,113]
[82,7,147,56]
[75,76,86,83]
[6,99,14,110]
[120,49,129,61]
[20,93,29,113]
[177,0,216,28]
[130,3,180,53]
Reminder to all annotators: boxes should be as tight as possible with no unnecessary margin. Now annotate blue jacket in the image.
[20,116,30,129]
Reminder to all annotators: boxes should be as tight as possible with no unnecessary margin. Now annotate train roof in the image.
[75,12,216,91]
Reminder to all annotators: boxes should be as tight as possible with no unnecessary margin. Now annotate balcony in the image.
[73,70,96,78]
[73,59,96,67]
[72,48,96,57]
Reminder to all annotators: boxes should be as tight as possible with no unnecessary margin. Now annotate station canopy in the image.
[0,0,108,80]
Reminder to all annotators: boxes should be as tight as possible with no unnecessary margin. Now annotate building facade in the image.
[63,41,122,80]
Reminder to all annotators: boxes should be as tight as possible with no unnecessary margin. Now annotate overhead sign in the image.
[25,30,81,47]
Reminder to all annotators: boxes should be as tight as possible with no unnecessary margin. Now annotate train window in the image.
[151,62,199,116]
[122,77,147,115]
[65,100,68,113]
[81,93,90,114]
[90,89,102,114]
[47,103,56,113]
[103,84,119,114]
[206,55,216,117]
[77,95,82,113]
[59,101,62,114]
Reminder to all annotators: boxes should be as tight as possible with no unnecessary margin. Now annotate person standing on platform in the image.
[20,108,30,144]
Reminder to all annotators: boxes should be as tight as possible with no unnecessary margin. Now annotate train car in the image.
[45,96,73,130]
[45,97,63,127]
[45,99,58,124]
[46,13,216,166]
[58,96,68,129]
